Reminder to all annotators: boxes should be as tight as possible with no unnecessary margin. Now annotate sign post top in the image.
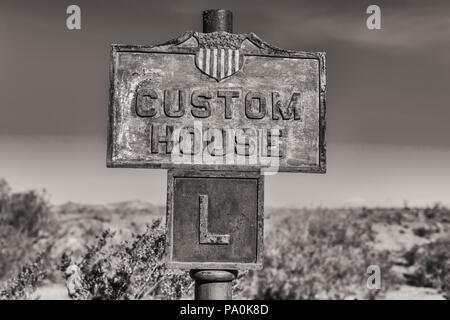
[203,9,233,33]
[107,13,326,173]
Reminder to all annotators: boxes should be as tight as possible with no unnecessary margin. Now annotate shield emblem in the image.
[195,47,244,81]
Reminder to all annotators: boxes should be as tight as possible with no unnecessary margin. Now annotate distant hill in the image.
[53,200,165,217]
[47,200,165,263]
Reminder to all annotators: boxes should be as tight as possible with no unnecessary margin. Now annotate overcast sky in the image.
[1,0,449,207]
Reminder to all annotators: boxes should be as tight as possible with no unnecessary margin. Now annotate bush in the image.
[0,251,48,300]
[0,179,11,213]
[404,238,450,298]
[8,190,53,237]
[240,209,395,300]
[0,178,56,280]
[424,204,450,222]
[60,219,193,300]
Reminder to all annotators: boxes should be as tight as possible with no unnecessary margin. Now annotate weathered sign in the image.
[107,31,326,173]
[166,170,263,269]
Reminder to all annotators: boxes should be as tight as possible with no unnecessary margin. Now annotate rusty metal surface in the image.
[190,270,237,300]
[107,31,326,173]
[199,194,231,244]
[203,9,233,33]
[166,170,264,270]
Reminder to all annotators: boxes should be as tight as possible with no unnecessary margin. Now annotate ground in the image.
[4,201,450,300]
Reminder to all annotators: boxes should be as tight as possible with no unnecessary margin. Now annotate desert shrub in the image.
[60,218,192,300]
[361,207,406,225]
[8,190,53,237]
[412,226,439,238]
[424,204,450,223]
[240,209,395,300]
[0,251,48,300]
[403,238,450,298]
[0,179,11,213]
[0,178,56,280]
[0,225,29,278]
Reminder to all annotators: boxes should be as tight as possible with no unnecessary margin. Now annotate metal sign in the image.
[107,31,326,173]
[107,8,327,300]
[165,170,263,270]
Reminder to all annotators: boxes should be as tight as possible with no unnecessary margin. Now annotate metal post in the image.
[189,10,237,300]
[203,9,233,33]
[190,270,238,300]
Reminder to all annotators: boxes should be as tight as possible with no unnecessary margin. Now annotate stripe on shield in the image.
[197,48,240,79]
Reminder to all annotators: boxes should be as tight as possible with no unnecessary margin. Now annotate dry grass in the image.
[0,178,448,300]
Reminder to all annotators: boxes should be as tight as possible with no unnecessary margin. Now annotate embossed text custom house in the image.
[108,31,326,172]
